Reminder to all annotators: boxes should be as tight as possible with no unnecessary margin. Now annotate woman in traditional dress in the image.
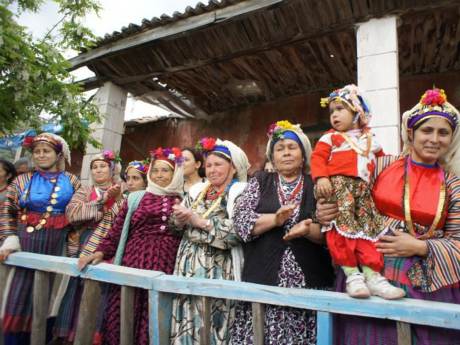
[0,133,79,345]
[0,160,17,206]
[318,88,460,344]
[230,121,334,345]
[124,160,149,194]
[170,137,250,345]
[53,150,124,342]
[182,147,205,195]
[79,147,184,345]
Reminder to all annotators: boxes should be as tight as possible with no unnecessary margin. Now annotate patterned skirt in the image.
[325,176,384,241]
[334,256,460,345]
[3,224,68,337]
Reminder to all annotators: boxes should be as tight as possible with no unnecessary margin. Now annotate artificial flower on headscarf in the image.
[22,132,71,171]
[125,160,149,175]
[150,147,184,170]
[265,120,312,173]
[146,146,184,196]
[401,88,460,176]
[196,137,250,182]
[320,84,372,128]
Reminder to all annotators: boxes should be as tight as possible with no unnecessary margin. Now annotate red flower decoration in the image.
[22,136,34,148]
[420,88,447,106]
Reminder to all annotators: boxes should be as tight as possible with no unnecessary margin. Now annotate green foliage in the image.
[0,0,102,149]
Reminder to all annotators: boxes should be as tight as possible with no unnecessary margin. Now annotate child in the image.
[311,84,405,300]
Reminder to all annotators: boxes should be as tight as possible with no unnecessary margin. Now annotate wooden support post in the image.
[397,321,412,345]
[201,296,211,345]
[0,264,11,345]
[74,279,101,345]
[31,271,50,345]
[148,290,173,345]
[251,302,265,345]
[317,311,333,345]
[120,286,135,345]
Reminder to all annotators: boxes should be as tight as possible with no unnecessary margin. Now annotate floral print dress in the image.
[170,187,240,345]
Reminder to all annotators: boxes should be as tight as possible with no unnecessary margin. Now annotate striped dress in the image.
[0,171,80,345]
[53,185,124,341]
[334,155,460,345]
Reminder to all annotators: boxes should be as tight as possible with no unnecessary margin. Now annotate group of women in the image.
[0,86,459,345]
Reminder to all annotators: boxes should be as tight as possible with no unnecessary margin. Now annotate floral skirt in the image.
[324,175,384,241]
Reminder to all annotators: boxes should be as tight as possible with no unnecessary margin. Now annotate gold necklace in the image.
[339,132,372,157]
[191,182,225,219]
[403,158,446,239]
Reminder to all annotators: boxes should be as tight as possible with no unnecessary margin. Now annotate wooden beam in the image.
[31,271,50,345]
[74,279,101,345]
[201,297,211,345]
[121,286,135,345]
[251,302,265,345]
[69,0,285,70]
[397,321,412,345]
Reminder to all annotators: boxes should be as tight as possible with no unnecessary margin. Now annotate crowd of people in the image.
[0,85,459,345]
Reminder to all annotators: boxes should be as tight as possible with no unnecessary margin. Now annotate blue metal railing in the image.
[2,252,460,345]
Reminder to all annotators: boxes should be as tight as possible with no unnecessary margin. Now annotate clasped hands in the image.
[172,200,209,230]
[274,204,313,241]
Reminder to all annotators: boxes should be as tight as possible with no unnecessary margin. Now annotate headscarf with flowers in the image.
[90,150,122,184]
[402,88,460,176]
[125,160,149,176]
[146,147,184,196]
[320,84,372,128]
[266,120,312,174]
[196,137,250,182]
[22,132,71,171]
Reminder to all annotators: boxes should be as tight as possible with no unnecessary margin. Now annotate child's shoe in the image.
[366,273,405,300]
[346,272,370,298]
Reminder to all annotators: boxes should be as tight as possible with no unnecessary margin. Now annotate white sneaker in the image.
[346,272,370,298]
[366,273,405,300]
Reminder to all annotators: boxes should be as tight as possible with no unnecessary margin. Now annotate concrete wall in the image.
[119,71,460,175]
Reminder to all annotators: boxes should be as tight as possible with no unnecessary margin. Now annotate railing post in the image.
[317,311,333,345]
[251,302,265,345]
[0,264,11,345]
[148,289,173,345]
[201,296,211,345]
[74,279,101,345]
[31,271,50,345]
[397,321,412,345]
[120,286,135,345]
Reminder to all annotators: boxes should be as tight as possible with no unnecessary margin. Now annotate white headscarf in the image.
[401,89,460,177]
[265,121,312,174]
[214,139,250,182]
[146,159,184,196]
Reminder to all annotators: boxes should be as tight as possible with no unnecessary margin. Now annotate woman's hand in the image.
[376,231,428,257]
[275,204,296,227]
[316,198,338,225]
[78,251,104,271]
[107,184,122,200]
[0,249,14,262]
[283,219,312,241]
[172,201,194,227]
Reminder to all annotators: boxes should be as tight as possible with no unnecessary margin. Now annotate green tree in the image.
[0,0,102,149]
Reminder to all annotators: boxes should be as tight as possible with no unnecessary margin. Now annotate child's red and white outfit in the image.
[311,128,386,272]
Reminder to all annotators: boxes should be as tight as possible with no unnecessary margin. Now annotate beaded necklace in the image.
[277,174,304,206]
[403,157,446,239]
[21,172,61,233]
[191,179,236,219]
